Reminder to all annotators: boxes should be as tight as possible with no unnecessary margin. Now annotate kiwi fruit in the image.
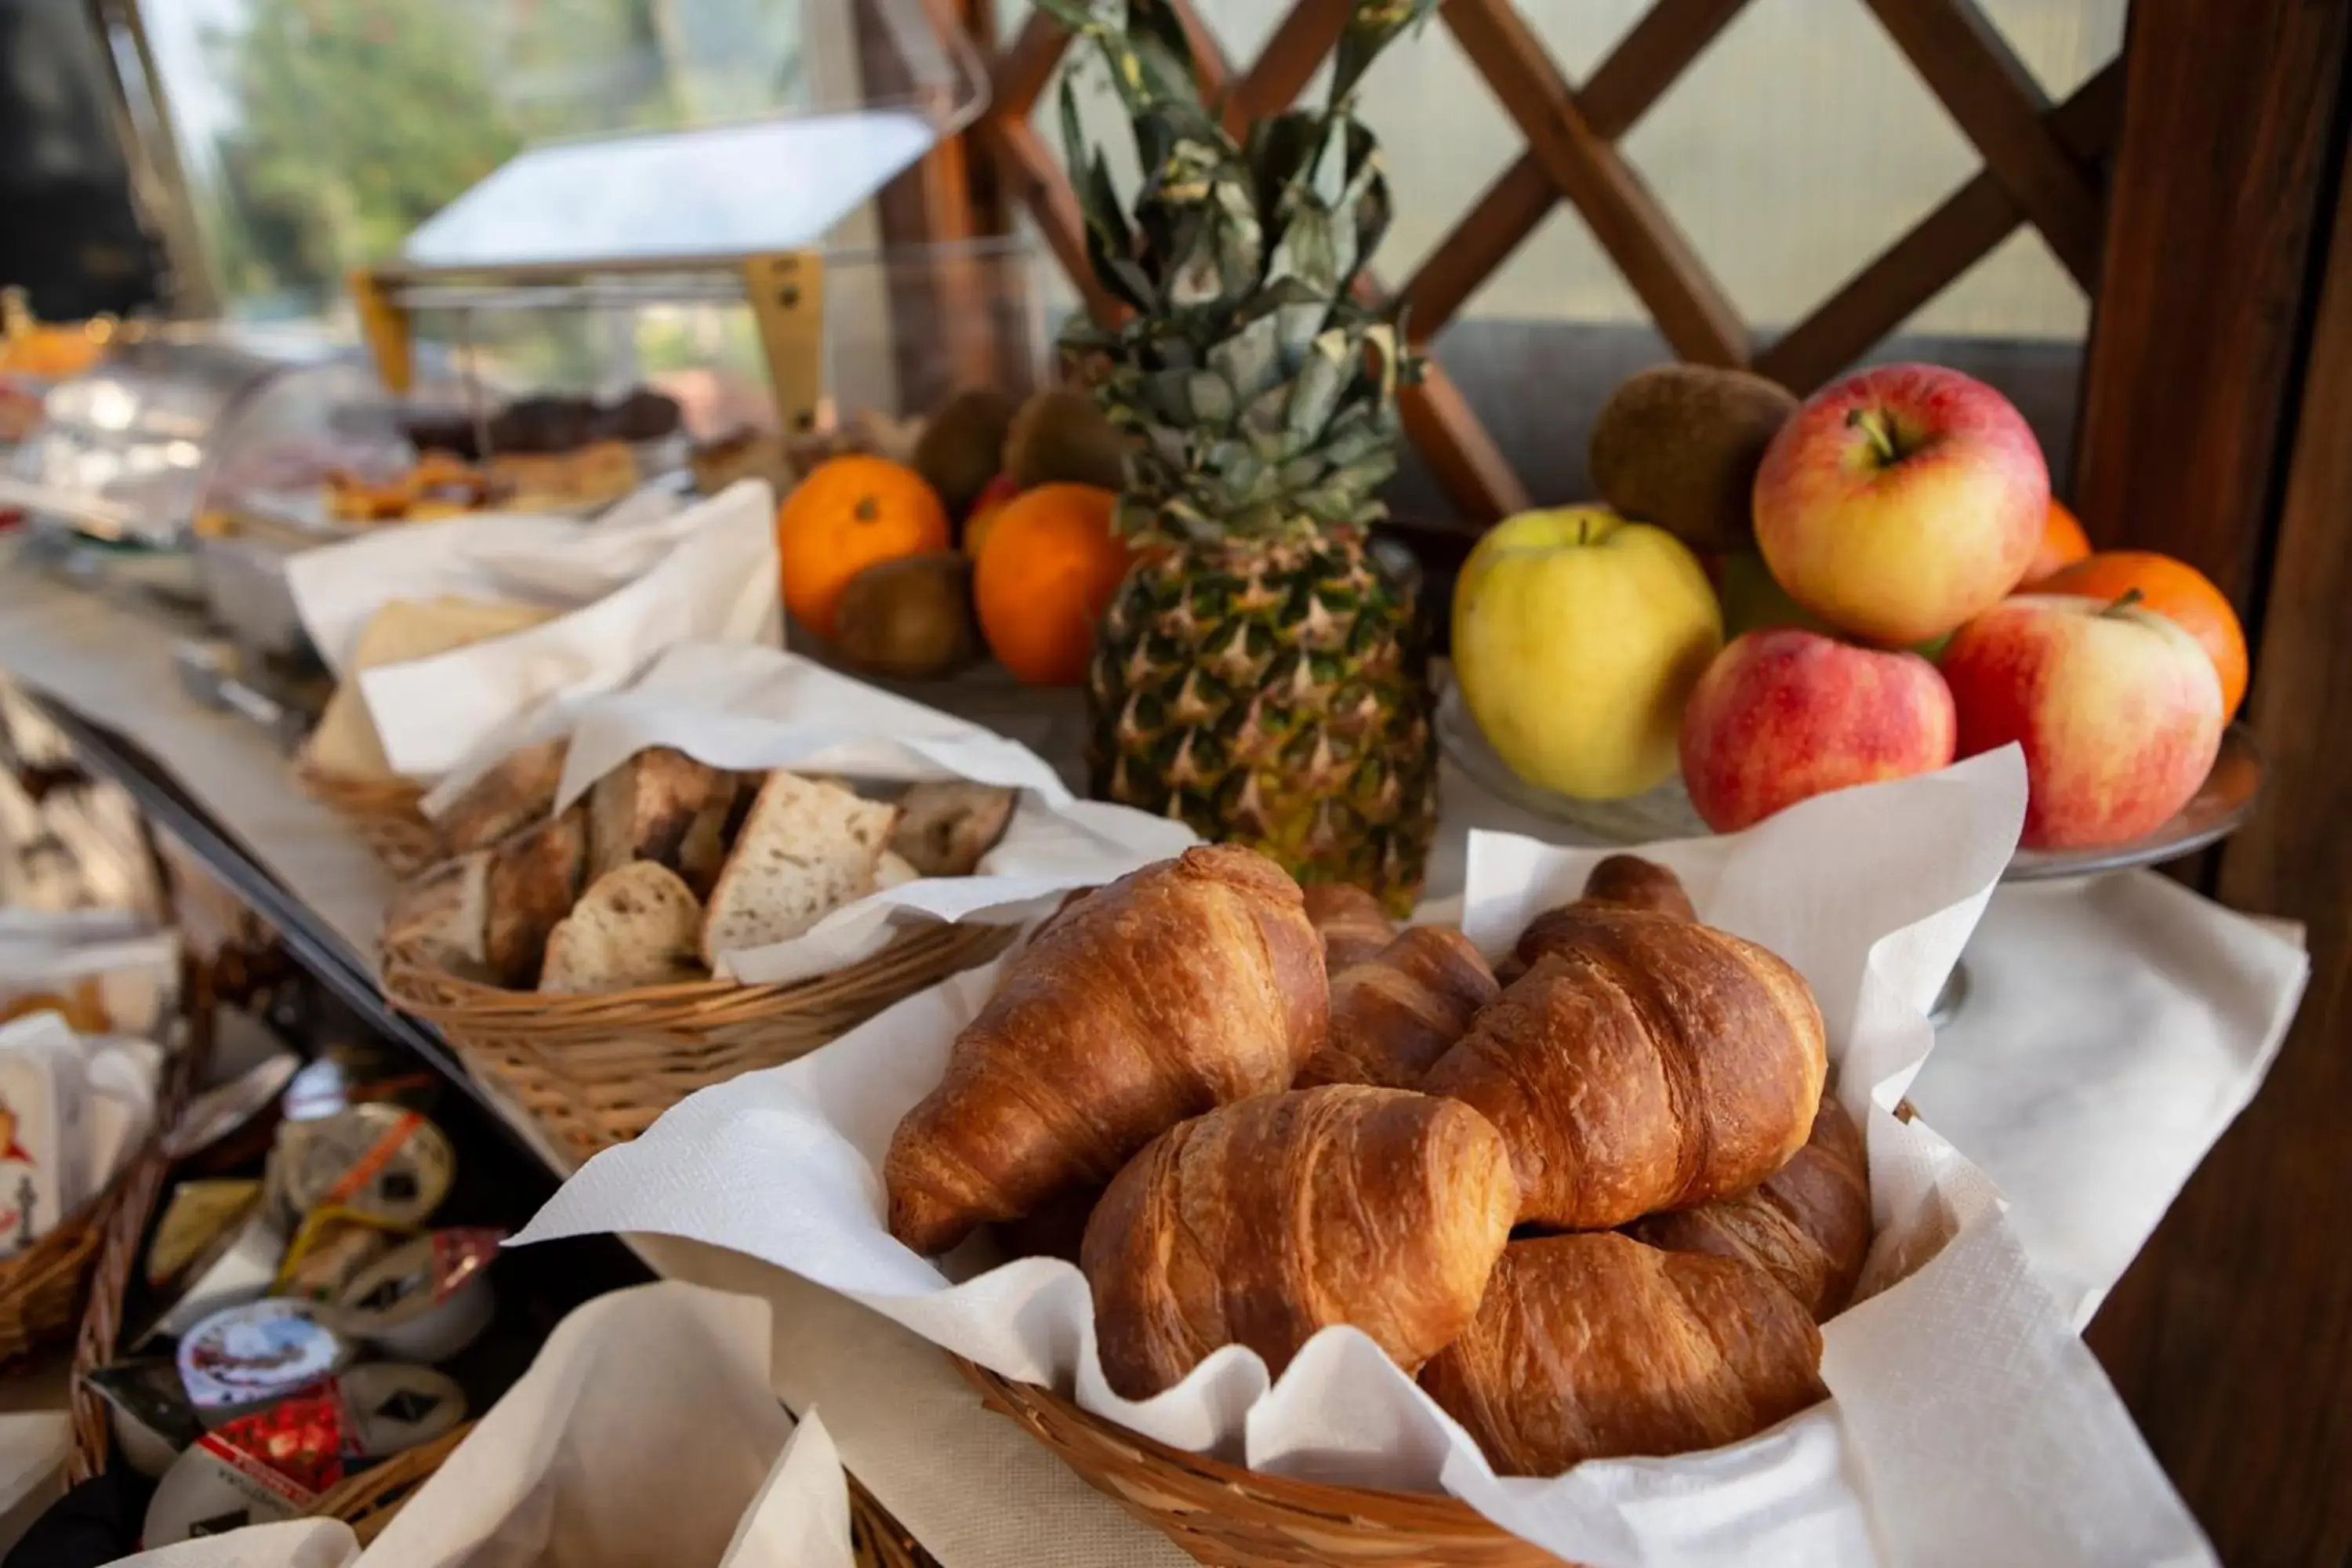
[913,388,1020,520]
[1588,365,1799,554]
[1005,388,1129,492]
[831,553,982,681]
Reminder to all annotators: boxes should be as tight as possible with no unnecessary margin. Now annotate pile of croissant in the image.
[884,844,1871,1477]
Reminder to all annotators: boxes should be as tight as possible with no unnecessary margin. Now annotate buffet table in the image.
[0,555,2305,1566]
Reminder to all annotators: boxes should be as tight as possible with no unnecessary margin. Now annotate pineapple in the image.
[1047,0,1442,914]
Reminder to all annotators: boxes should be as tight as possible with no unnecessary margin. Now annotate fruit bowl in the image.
[1436,677,2265,884]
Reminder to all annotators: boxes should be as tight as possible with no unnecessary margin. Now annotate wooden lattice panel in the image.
[969,0,2126,526]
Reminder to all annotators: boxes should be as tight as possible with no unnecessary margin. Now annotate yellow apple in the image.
[1454,507,1723,800]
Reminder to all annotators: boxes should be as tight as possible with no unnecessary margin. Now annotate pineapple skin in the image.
[1087,530,1437,916]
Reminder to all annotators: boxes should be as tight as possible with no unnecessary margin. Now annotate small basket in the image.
[954,1359,1572,1568]
[292,754,443,878]
[0,964,205,1373]
[67,959,220,1485]
[381,921,1017,1167]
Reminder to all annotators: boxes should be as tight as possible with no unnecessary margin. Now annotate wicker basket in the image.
[292,755,442,878]
[381,920,1016,1167]
[0,967,205,1372]
[955,1359,1572,1567]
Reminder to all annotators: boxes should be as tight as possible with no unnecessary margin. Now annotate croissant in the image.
[1629,1091,1871,1321]
[1423,905,1825,1229]
[1421,1232,1825,1476]
[1497,854,1697,984]
[885,845,1327,1254]
[1294,927,1500,1090]
[1577,853,1697,920]
[1301,883,1396,975]
[1083,1085,1518,1400]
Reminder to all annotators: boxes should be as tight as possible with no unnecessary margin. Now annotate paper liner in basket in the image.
[420,641,1198,987]
[286,481,782,781]
[514,751,2216,1567]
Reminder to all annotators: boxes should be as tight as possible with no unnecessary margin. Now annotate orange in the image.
[974,483,1131,685]
[963,473,1020,561]
[775,456,949,641]
[2024,499,2092,586]
[2034,550,2249,719]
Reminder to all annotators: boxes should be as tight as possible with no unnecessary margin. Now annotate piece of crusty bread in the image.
[540,862,707,993]
[876,850,920,890]
[485,806,588,987]
[307,598,557,779]
[700,772,897,965]
[671,774,748,899]
[889,782,1017,877]
[438,738,569,855]
[383,851,490,976]
[586,746,728,886]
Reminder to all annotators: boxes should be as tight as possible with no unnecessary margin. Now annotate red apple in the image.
[1941,593,2223,850]
[1754,364,2049,647]
[1679,628,1958,833]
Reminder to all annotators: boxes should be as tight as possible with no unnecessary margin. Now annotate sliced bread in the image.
[875,849,920,891]
[383,851,490,976]
[700,771,898,965]
[540,862,706,993]
[485,806,588,987]
[586,746,729,885]
[438,739,569,855]
[889,782,1017,877]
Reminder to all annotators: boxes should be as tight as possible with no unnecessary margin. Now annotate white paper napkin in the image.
[288,480,712,674]
[420,641,1198,986]
[1911,871,2307,1327]
[514,752,2233,1563]
[111,1283,857,1568]
[287,482,782,779]
[360,1281,847,1568]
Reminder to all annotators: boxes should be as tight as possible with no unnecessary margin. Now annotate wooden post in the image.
[851,0,1021,414]
[2077,5,2352,1563]
[2072,1,2350,598]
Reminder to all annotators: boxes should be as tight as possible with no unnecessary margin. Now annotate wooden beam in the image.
[1443,0,1748,367]
[1222,0,1353,133]
[992,10,1072,119]
[1399,158,1559,343]
[2073,0,2350,593]
[1399,0,1752,341]
[1861,0,2105,289]
[983,117,1126,325]
[1166,0,1232,97]
[1402,362,1531,524]
[1757,62,2123,394]
[1579,0,1752,140]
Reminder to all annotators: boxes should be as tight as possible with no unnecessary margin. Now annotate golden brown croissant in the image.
[1629,1091,1871,1321]
[1497,854,1698,985]
[1301,883,1397,975]
[1295,927,1500,1090]
[885,845,1327,1254]
[1421,1232,1825,1476]
[1083,1085,1518,1399]
[1578,853,1697,920]
[1423,905,1825,1229]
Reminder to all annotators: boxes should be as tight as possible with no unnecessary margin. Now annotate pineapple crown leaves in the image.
[1040,0,1438,547]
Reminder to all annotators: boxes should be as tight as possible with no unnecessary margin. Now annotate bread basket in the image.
[954,1359,1567,1566]
[380,920,1016,1167]
[292,753,442,877]
[0,958,205,1370]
